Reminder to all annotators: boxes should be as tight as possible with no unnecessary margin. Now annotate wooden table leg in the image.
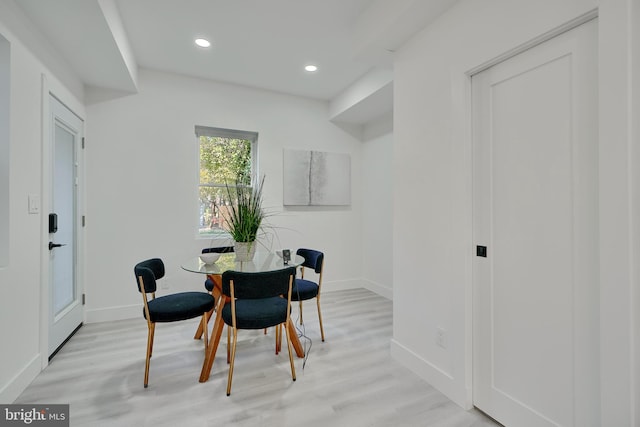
[199,296,226,382]
[287,319,304,358]
[193,275,222,340]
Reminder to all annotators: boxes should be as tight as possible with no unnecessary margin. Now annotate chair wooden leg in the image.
[284,320,296,381]
[317,298,325,342]
[274,324,278,354]
[227,325,231,364]
[298,301,303,325]
[201,314,209,351]
[275,323,281,354]
[144,323,155,388]
[148,322,156,358]
[194,307,214,340]
[226,327,238,396]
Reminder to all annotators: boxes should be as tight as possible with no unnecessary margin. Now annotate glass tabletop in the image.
[181,251,304,275]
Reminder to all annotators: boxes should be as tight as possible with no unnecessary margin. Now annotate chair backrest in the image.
[202,246,234,254]
[222,267,296,299]
[134,258,165,293]
[296,248,324,274]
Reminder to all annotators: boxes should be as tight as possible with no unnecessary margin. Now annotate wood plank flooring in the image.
[15,288,501,426]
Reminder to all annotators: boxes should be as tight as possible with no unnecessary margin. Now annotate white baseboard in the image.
[0,355,41,403]
[390,338,468,409]
[85,303,140,324]
[361,278,392,300]
[322,278,392,300]
[84,278,392,324]
[321,278,365,293]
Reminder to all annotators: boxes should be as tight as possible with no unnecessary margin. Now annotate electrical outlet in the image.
[436,327,446,349]
[160,281,170,290]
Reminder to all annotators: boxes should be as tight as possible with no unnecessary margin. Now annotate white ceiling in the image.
[14,0,458,123]
[115,0,375,101]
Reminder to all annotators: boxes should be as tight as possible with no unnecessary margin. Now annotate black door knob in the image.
[49,242,66,250]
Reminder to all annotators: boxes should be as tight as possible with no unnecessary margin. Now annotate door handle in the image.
[49,242,67,250]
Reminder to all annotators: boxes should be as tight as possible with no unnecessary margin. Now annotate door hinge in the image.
[82,293,86,305]
[476,245,487,257]
[82,137,85,149]
[82,215,86,227]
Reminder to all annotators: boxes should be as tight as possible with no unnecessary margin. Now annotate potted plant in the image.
[221,175,266,261]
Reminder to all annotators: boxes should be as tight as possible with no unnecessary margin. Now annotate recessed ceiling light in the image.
[304,64,318,72]
[195,38,211,48]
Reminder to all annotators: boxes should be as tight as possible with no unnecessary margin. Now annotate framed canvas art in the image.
[283,149,350,206]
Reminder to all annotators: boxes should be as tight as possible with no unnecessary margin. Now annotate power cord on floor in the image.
[292,268,312,370]
[293,311,312,370]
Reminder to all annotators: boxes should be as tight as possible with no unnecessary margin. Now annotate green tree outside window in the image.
[199,135,254,237]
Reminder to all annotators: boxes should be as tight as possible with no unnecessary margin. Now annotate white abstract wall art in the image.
[283,149,351,206]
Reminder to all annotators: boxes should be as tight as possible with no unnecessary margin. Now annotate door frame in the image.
[39,75,86,369]
[461,9,599,408]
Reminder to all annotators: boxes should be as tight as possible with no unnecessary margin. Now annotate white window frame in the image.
[195,125,258,239]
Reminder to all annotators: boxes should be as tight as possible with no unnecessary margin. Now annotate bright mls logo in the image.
[0,405,69,426]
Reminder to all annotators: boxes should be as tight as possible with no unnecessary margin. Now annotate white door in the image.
[472,19,598,427]
[49,96,83,357]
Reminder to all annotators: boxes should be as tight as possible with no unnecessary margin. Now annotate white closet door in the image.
[473,19,598,427]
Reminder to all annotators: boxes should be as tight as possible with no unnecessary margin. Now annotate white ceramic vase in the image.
[233,241,257,262]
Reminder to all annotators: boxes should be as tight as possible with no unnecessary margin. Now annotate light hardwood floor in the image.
[16,288,501,426]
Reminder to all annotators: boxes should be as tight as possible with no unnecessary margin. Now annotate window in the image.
[196,126,257,238]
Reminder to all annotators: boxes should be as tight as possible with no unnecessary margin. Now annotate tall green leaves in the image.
[222,175,265,242]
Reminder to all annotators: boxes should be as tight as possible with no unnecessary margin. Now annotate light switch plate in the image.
[28,194,40,214]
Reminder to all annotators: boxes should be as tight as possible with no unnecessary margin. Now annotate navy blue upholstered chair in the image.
[134,258,215,388]
[193,246,236,341]
[221,267,297,395]
[201,246,234,292]
[292,248,325,341]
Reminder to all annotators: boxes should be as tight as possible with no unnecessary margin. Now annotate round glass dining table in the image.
[181,251,304,275]
[181,251,305,382]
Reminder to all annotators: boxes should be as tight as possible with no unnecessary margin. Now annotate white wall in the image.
[391,0,638,424]
[0,34,9,267]
[0,1,84,402]
[632,0,640,421]
[361,127,393,299]
[598,1,638,423]
[84,68,365,322]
